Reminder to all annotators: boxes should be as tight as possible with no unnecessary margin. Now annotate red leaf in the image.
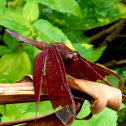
[33,49,47,114]
[46,45,76,125]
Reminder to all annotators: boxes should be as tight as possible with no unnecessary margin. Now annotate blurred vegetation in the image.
[0,0,126,125]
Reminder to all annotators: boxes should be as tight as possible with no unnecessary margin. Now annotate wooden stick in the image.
[90,19,125,43]
[104,59,126,67]
[0,77,123,112]
[0,77,124,126]
[0,82,49,104]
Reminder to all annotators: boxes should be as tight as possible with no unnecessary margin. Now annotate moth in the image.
[6,29,123,125]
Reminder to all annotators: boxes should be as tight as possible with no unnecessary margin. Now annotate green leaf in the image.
[0,105,6,115]
[73,43,106,62]
[34,20,105,61]
[24,101,53,115]
[0,45,10,56]
[18,112,36,120]
[0,9,33,35]
[3,32,18,49]
[23,0,39,22]
[34,19,75,50]
[0,103,32,122]
[0,101,54,122]
[1,116,12,122]
[86,46,106,62]
[108,2,126,18]
[37,101,54,115]
[40,0,126,30]
[65,30,90,44]
[105,75,119,88]
[38,0,82,18]
[118,103,126,123]
[5,104,24,120]
[0,0,6,8]
[23,44,34,72]
[72,101,118,126]
[0,49,31,83]
[120,103,126,110]
[122,71,126,77]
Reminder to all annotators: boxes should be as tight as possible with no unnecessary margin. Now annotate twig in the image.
[117,34,126,37]
[0,82,48,104]
[104,59,126,67]
[90,19,125,43]
[122,94,126,102]
[99,21,124,47]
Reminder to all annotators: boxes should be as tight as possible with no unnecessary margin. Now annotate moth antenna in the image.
[5,29,49,50]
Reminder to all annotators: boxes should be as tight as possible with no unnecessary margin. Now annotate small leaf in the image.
[73,43,106,62]
[86,46,106,62]
[40,1,126,30]
[37,101,54,115]
[0,101,55,123]
[0,45,10,56]
[123,71,126,77]
[23,45,34,71]
[3,32,18,49]
[0,9,33,35]
[34,19,75,50]
[38,0,82,18]
[0,49,31,83]
[5,104,23,120]
[72,101,118,126]
[0,105,6,115]
[23,0,39,22]
[1,116,12,122]
[0,0,6,8]
[65,31,90,44]
[105,75,119,88]
[0,103,35,122]
[18,112,36,120]
[120,103,126,110]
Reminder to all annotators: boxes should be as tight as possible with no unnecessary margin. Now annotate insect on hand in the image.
[6,29,124,125]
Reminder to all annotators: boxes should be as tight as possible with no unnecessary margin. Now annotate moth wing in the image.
[33,49,47,113]
[65,57,123,90]
[46,45,76,125]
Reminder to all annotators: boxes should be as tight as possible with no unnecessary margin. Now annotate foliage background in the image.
[0,0,126,125]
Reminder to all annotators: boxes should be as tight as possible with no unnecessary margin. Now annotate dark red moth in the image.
[6,29,124,125]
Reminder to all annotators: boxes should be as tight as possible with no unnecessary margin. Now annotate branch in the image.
[0,82,48,104]
[0,76,123,112]
[0,75,124,126]
[99,22,124,47]
[90,19,125,43]
[104,59,126,67]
